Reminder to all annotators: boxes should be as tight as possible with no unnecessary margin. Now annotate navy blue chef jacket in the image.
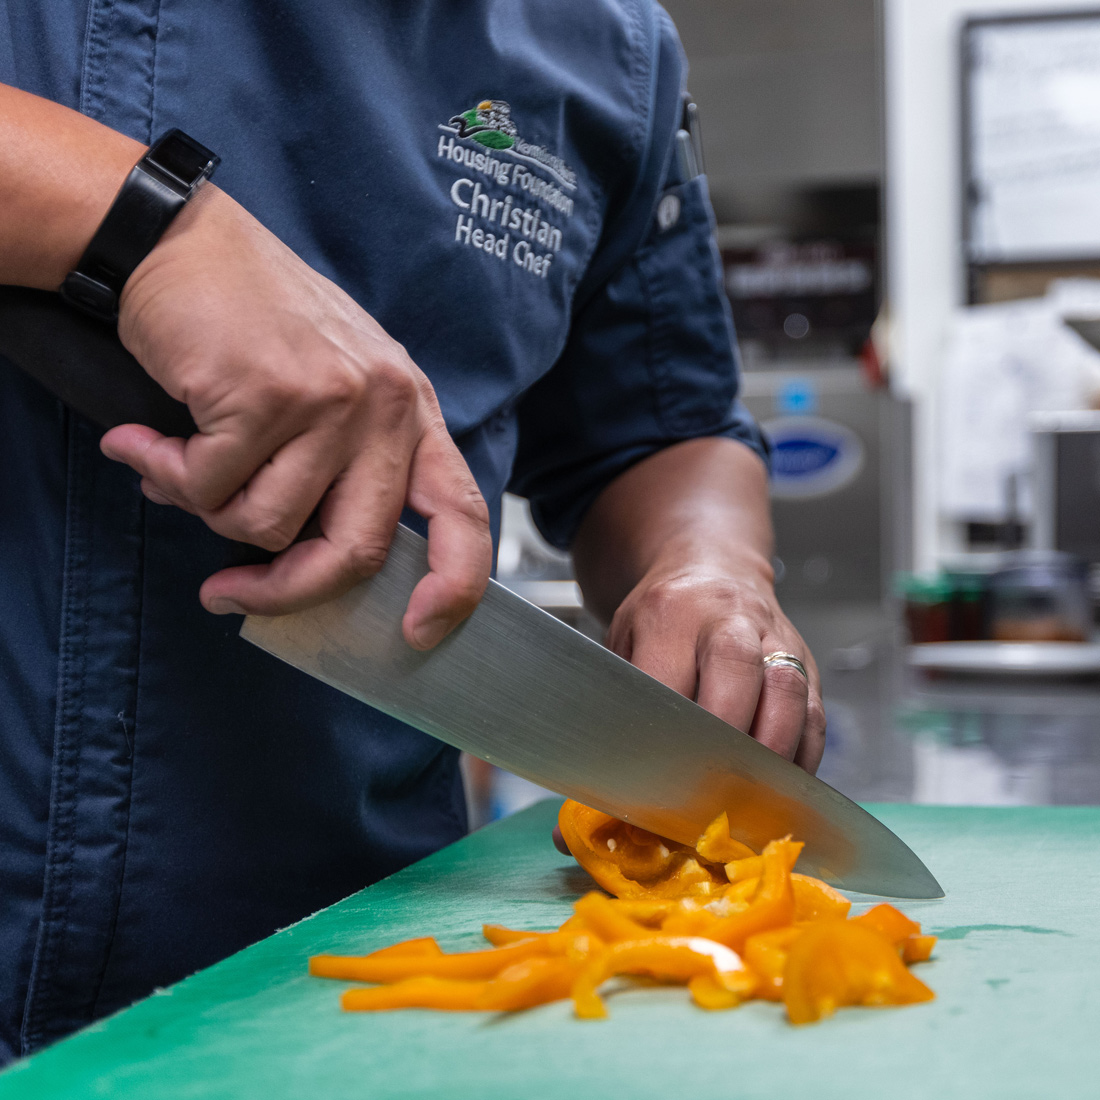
[0,0,767,1059]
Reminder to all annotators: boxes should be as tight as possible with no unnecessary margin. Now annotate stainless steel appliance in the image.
[741,365,904,602]
[1030,410,1100,565]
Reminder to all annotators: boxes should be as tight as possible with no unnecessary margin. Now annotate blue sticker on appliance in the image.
[775,378,819,416]
[762,416,866,499]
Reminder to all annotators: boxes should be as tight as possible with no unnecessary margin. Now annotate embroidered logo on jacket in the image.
[437,100,577,279]
[448,100,518,149]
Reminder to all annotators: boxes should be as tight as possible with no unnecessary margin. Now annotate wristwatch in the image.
[60,128,220,323]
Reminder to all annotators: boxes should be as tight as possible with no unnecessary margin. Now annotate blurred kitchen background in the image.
[464,0,1100,826]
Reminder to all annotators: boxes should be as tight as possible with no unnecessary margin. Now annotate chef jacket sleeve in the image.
[508,9,769,551]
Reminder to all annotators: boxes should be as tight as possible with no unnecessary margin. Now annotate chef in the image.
[0,0,824,1061]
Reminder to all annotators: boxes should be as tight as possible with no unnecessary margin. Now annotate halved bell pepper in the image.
[557,800,728,898]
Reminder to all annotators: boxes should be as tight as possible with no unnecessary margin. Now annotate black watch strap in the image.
[60,128,219,322]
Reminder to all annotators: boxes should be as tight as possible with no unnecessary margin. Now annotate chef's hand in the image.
[603,555,825,772]
[0,84,487,642]
[550,567,821,857]
[571,437,826,774]
[100,186,491,647]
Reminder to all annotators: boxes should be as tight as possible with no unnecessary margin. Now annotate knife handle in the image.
[0,285,276,565]
[0,285,198,437]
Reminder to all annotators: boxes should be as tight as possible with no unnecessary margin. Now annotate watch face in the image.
[150,131,217,188]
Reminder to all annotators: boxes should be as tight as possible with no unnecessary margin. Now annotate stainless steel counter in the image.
[791,601,1100,807]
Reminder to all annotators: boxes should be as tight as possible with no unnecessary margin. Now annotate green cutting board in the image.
[2,801,1097,1100]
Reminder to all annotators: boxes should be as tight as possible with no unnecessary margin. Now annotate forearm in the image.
[571,436,774,624]
[0,82,143,288]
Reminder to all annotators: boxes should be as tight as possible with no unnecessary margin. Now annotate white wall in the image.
[662,0,881,217]
[884,0,1099,570]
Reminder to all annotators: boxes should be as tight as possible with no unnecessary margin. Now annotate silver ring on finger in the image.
[763,651,808,682]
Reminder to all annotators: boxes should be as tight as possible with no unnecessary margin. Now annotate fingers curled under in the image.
[794,694,827,774]
[747,647,811,761]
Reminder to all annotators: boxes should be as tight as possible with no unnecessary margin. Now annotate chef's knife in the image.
[0,285,944,899]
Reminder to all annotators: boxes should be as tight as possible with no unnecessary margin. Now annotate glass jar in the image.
[898,574,953,644]
[988,552,1091,643]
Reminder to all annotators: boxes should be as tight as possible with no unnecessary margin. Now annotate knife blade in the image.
[0,285,943,899]
[243,526,943,899]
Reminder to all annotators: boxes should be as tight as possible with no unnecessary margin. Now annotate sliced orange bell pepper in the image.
[695,811,757,863]
[573,891,659,943]
[791,874,852,922]
[725,855,764,883]
[706,837,803,952]
[572,936,755,1019]
[901,934,937,963]
[742,925,806,1001]
[659,899,723,937]
[688,973,744,1011]
[365,936,443,959]
[482,924,553,947]
[342,976,489,1012]
[310,934,567,982]
[722,877,760,904]
[614,899,678,927]
[340,957,581,1013]
[783,920,935,1025]
[316,804,938,1027]
[850,903,921,945]
[477,957,582,1011]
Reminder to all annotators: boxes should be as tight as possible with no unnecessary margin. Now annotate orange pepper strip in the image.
[366,937,443,959]
[791,875,851,922]
[476,957,581,1011]
[688,973,746,1011]
[695,812,757,863]
[341,962,583,1013]
[743,925,806,1001]
[613,900,678,927]
[482,924,556,947]
[573,892,658,943]
[659,900,721,937]
[706,838,803,952]
[572,937,752,1020]
[556,914,589,936]
[783,921,935,1025]
[901,935,937,963]
[723,877,760,904]
[724,856,764,884]
[310,934,567,983]
[342,977,490,1012]
[850,904,921,946]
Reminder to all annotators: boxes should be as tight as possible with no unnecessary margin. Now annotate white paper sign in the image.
[968,15,1100,262]
[939,281,1100,521]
